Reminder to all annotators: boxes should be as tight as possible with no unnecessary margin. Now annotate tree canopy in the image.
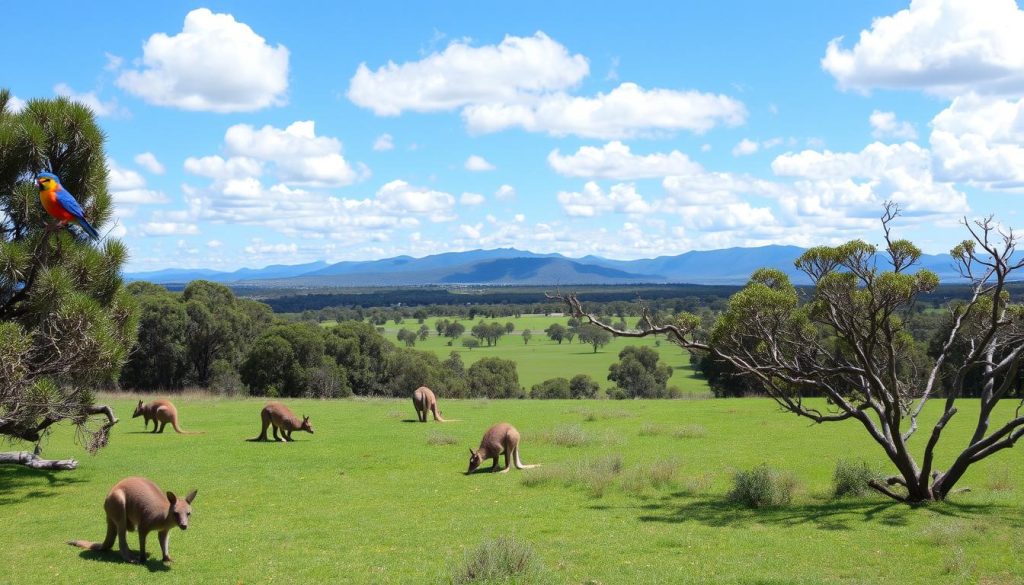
[0,92,136,463]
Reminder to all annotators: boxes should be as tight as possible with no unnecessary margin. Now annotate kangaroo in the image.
[467,423,538,474]
[68,477,197,564]
[412,386,447,422]
[132,400,199,434]
[249,402,314,442]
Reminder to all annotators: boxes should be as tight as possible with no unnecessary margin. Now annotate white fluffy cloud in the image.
[373,133,394,151]
[107,160,146,190]
[464,155,495,171]
[460,192,485,206]
[184,155,263,179]
[822,0,1024,96]
[557,182,654,217]
[348,32,588,115]
[7,94,27,113]
[732,138,759,157]
[463,83,746,138]
[349,33,744,139]
[185,121,360,187]
[374,180,455,219]
[54,83,123,117]
[547,141,702,179]
[772,142,968,216]
[870,110,918,140]
[930,93,1024,189]
[495,184,516,201]
[117,8,289,112]
[139,222,199,236]
[134,152,165,174]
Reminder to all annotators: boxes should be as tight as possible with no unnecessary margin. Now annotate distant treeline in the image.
[259,284,743,313]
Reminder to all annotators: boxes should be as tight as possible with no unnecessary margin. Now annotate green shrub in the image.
[451,536,549,584]
[728,464,797,508]
[832,459,879,498]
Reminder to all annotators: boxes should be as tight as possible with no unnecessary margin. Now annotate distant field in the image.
[3,396,1023,584]
[320,314,710,394]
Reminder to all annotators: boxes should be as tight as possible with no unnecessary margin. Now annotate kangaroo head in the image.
[132,400,144,418]
[466,448,484,474]
[166,489,198,530]
[301,415,314,434]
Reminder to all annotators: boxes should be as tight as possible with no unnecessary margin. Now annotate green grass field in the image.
[3,395,1024,584]
[322,315,710,394]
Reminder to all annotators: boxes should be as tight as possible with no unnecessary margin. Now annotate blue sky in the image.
[3,0,1022,271]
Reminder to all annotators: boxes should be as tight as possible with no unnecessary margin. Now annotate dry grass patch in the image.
[426,431,459,446]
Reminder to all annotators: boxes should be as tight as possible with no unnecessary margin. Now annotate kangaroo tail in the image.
[67,539,105,551]
[514,448,539,470]
[171,417,203,435]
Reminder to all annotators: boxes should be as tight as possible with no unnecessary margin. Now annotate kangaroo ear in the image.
[468,448,474,456]
[166,491,177,505]
[185,489,198,504]
[138,400,143,406]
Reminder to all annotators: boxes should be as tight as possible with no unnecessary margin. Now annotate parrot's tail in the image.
[77,218,100,240]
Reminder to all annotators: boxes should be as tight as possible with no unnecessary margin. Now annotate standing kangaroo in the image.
[68,477,197,563]
[249,402,314,442]
[467,423,538,474]
[412,386,447,422]
[132,400,199,434]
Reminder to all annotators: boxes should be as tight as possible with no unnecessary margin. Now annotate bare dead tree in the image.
[551,204,1024,503]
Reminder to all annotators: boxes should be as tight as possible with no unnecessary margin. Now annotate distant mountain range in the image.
[124,245,980,287]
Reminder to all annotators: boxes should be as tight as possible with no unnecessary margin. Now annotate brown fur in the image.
[249,402,314,442]
[132,400,200,434]
[68,476,197,563]
[412,386,446,422]
[467,422,538,474]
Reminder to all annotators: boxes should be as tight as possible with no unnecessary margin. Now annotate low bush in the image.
[728,464,797,508]
[451,536,549,585]
[832,459,879,498]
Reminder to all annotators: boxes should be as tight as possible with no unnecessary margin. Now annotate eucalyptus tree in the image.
[555,205,1024,503]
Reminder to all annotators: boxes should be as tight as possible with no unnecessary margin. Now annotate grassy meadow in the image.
[3,395,1024,584]
[323,315,710,394]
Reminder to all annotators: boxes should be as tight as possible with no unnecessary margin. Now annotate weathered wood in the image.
[0,451,78,470]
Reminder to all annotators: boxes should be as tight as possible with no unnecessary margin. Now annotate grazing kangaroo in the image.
[132,400,199,434]
[250,402,314,442]
[68,477,197,563]
[412,386,447,422]
[467,423,538,474]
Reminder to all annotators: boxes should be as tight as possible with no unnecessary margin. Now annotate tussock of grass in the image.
[567,407,634,421]
[621,458,679,494]
[728,464,798,508]
[987,465,1014,492]
[531,424,591,447]
[520,466,563,487]
[638,422,664,436]
[451,536,550,585]
[639,422,706,438]
[426,431,458,446]
[387,410,405,419]
[672,424,707,439]
[576,455,623,498]
[832,459,879,498]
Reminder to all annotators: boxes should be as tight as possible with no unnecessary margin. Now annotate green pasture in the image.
[322,315,710,394]
[3,396,1024,584]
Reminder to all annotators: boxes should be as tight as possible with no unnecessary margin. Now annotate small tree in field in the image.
[554,205,1024,503]
[1,92,136,469]
[522,329,532,345]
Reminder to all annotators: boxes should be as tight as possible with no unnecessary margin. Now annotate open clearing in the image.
[3,396,1024,584]
[324,315,710,394]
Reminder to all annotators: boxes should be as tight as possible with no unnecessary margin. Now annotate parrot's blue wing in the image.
[55,188,87,220]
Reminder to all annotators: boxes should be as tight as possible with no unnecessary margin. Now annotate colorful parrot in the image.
[36,172,100,240]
